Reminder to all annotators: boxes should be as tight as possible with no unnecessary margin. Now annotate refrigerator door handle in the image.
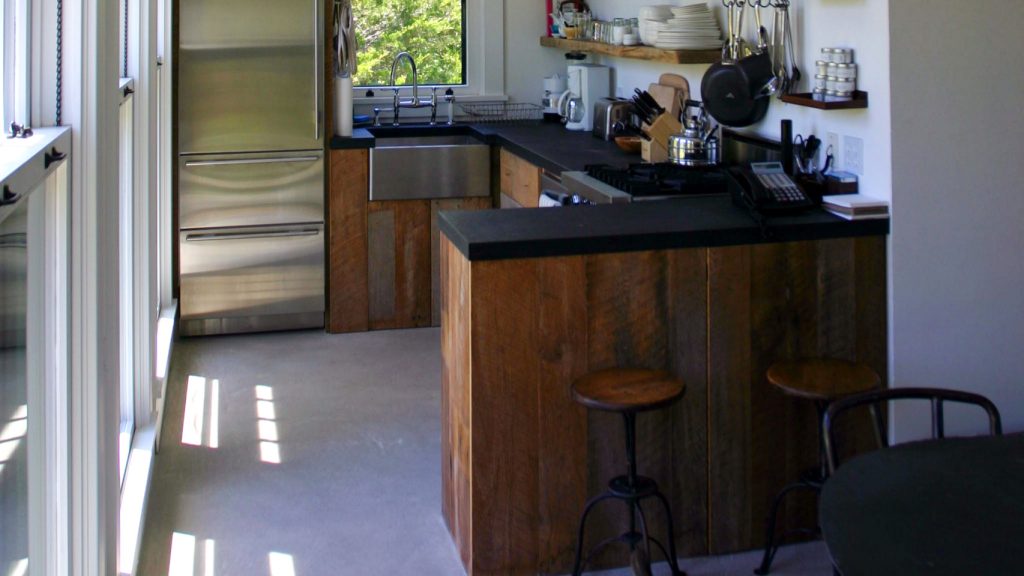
[314,0,322,141]
[184,227,321,242]
[183,156,320,168]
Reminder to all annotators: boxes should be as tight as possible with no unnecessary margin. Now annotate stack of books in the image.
[821,194,889,220]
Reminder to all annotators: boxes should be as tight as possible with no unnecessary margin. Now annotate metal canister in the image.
[831,48,854,64]
[825,89,854,102]
[815,60,829,75]
[831,62,858,80]
[812,88,828,102]
[814,74,829,91]
[821,47,836,62]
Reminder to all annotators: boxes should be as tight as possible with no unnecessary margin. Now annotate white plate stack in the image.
[637,5,674,46]
[652,1,723,50]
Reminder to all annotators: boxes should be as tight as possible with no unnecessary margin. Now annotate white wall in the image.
[889,1,1024,436]
[506,0,892,200]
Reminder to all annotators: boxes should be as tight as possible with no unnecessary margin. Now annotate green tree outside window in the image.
[352,0,464,87]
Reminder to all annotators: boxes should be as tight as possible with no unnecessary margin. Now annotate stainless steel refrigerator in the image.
[178,0,325,336]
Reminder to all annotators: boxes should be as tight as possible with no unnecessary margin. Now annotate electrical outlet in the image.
[826,132,840,169]
[844,135,864,176]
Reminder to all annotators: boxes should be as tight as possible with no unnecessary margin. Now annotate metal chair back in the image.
[823,387,1002,474]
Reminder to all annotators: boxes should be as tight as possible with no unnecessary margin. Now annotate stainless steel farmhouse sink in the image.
[368,131,491,201]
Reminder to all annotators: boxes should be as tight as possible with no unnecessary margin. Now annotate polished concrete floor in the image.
[138,328,832,575]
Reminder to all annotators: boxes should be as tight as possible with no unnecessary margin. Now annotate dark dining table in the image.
[819,432,1024,575]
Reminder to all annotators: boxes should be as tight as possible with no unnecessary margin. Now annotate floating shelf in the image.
[780,91,869,110]
[540,36,721,65]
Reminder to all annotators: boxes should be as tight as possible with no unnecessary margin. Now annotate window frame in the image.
[2,0,31,129]
[351,0,504,104]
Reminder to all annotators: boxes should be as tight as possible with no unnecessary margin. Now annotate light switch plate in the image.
[844,135,864,175]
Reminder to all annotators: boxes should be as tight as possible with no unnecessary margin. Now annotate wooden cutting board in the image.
[659,73,691,101]
[648,83,685,121]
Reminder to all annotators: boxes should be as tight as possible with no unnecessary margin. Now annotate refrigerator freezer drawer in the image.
[179,152,324,229]
[179,223,324,336]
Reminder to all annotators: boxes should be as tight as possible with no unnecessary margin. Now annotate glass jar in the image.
[612,18,627,45]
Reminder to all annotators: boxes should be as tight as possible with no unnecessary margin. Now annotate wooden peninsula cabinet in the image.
[327,148,491,333]
[438,201,889,576]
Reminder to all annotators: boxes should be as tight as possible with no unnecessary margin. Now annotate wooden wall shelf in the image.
[540,36,721,65]
[780,91,869,110]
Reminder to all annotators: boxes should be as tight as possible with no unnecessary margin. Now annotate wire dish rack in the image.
[459,102,543,122]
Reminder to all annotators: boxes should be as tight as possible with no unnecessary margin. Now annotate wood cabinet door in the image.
[499,148,542,208]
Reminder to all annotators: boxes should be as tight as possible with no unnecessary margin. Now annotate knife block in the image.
[641,113,682,163]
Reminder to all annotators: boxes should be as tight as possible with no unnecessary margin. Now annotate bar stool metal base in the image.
[572,412,686,576]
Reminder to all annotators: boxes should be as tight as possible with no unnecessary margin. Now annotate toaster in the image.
[593,98,636,141]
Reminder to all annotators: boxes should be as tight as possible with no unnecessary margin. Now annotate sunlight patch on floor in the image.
[167,532,215,576]
[256,385,281,464]
[182,376,219,448]
[0,404,28,474]
[268,552,296,576]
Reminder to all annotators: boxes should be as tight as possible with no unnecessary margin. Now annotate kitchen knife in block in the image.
[641,113,683,163]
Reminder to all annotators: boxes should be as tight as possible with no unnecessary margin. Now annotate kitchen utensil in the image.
[700,0,773,127]
[668,100,719,166]
[333,0,357,137]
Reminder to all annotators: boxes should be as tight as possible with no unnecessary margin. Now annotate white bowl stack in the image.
[640,1,722,50]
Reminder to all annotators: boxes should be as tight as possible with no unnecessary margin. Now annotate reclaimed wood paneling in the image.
[666,247,711,556]
[707,245,753,552]
[328,149,369,333]
[367,200,432,329]
[441,237,473,570]
[499,148,542,209]
[441,235,888,574]
[431,197,493,327]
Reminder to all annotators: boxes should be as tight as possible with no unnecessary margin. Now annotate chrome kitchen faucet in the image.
[389,52,438,126]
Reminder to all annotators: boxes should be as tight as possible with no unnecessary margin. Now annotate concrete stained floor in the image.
[138,328,832,575]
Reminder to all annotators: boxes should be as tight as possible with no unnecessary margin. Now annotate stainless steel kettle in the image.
[668,100,719,166]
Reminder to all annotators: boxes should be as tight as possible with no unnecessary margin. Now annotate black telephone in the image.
[729,162,815,213]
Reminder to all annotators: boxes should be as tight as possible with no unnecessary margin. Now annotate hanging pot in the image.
[700,1,774,127]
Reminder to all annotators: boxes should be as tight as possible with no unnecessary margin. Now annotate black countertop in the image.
[329,121,634,174]
[330,121,889,262]
[439,197,889,261]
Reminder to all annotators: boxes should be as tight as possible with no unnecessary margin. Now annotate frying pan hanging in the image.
[701,0,774,127]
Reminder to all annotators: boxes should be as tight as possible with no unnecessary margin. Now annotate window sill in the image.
[118,300,177,576]
[0,127,72,224]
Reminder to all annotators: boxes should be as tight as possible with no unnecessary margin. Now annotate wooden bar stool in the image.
[571,368,686,576]
[754,358,880,575]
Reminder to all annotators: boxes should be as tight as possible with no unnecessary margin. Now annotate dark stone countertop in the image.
[439,196,889,261]
[328,121,634,174]
[329,121,889,262]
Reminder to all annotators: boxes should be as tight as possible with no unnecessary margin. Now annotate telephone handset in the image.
[729,162,815,213]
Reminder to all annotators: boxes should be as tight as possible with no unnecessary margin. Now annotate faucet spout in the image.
[389,52,418,101]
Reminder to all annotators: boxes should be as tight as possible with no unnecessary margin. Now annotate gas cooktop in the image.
[584,163,731,198]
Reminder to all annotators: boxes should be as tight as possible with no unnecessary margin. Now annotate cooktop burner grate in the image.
[584,163,730,198]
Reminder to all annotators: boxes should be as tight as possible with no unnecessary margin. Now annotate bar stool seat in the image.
[767,358,881,402]
[572,368,685,413]
[571,368,686,576]
[755,357,880,575]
